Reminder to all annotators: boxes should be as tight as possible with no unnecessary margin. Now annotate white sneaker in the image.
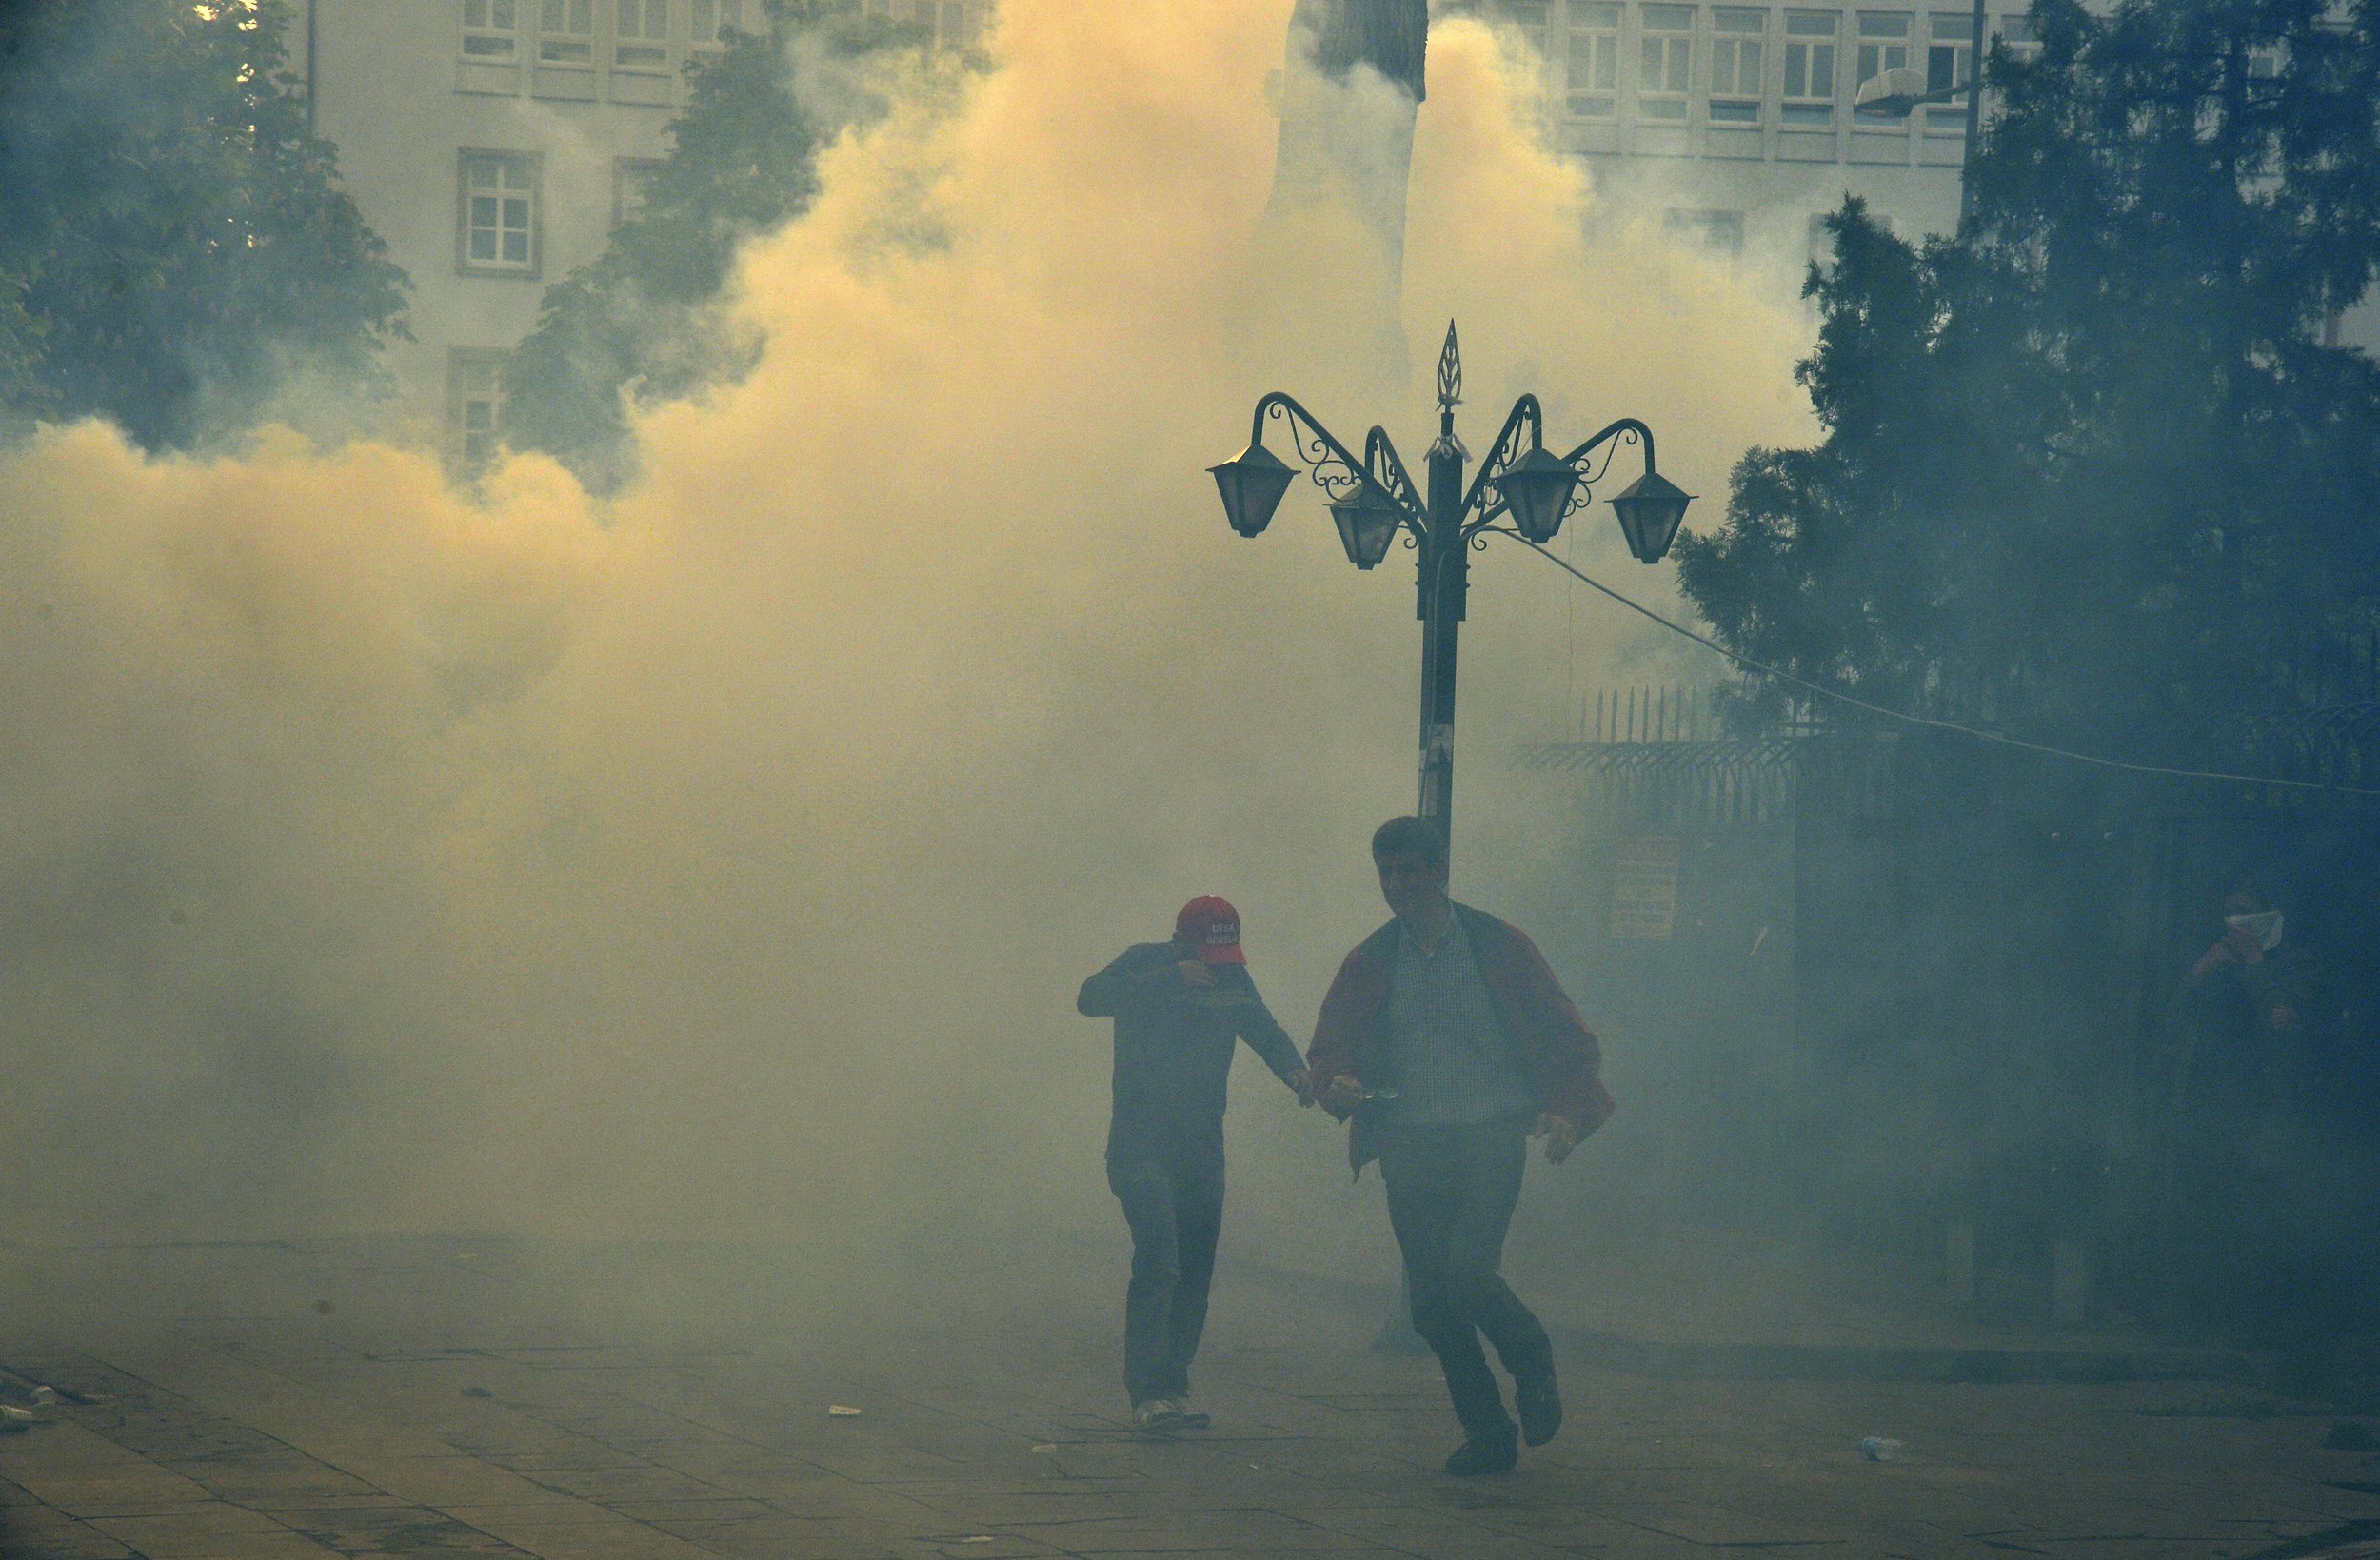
[1131,1398,1184,1432]
[1172,1397,1211,1430]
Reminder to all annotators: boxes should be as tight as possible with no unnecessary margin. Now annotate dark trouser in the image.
[1378,1119,1554,1442]
[1107,1152,1226,1404]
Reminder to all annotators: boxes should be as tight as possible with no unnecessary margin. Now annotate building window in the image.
[539,0,594,63]
[448,351,506,470]
[459,151,538,274]
[1566,0,1620,116]
[1709,7,1765,122]
[613,157,663,229]
[1666,207,1745,256]
[1498,0,1554,54]
[1855,10,1912,93]
[463,0,521,57]
[1998,14,2039,57]
[1925,13,1971,130]
[1637,4,1694,120]
[615,0,669,67]
[858,0,986,48]
[1783,10,1837,124]
[1807,211,1835,272]
[690,0,744,46]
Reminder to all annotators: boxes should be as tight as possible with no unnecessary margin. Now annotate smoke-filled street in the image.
[6,1238,2377,1560]
[6,0,2380,1553]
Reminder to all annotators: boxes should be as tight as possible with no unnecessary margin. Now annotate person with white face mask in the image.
[2169,876,2335,1333]
[2189,885,2316,1038]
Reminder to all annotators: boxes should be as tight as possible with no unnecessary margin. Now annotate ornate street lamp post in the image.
[1207,323,1692,852]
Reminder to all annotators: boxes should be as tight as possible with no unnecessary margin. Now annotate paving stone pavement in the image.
[3,1238,2378,1559]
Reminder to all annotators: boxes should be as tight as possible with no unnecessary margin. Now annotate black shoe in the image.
[1516,1374,1562,1447]
[1443,1432,1519,1476]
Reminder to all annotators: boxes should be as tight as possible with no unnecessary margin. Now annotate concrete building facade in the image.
[1440,0,2376,349]
[286,0,2369,464]
[289,0,986,465]
[1446,0,1991,263]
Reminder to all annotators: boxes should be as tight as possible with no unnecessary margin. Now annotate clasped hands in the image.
[1173,963,1572,1142]
[1178,960,1318,1105]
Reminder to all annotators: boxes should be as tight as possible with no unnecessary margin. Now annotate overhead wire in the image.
[1508,535,2380,799]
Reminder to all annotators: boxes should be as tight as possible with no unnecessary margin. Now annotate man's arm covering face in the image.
[1234,976,1308,1084]
[1077,946,1180,1018]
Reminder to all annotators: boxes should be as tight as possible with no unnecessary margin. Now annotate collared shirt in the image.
[1376,911,1537,1128]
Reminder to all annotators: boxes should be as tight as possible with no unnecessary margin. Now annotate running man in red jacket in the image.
[1308,817,1614,1475]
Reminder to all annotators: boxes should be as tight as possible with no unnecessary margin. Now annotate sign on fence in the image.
[1611,836,1681,940]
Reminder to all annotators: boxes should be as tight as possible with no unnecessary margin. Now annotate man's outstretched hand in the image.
[1535,1112,1579,1164]
[1286,1067,1317,1107]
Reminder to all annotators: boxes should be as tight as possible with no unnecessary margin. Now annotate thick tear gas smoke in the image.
[0,5,1809,1325]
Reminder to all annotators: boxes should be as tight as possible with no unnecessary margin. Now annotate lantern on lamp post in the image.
[1208,323,1694,849]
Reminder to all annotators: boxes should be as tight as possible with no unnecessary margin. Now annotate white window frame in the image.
[1665,207,1746,256]
[538,0,594,64]
[1925,15,1972,131]
[1855,10,1913,94]
[1783,10,1838,124]
[1708,7,1766,123]
[614,0,671,69]
[462,0,522,58]
[458,150,540,276]
[612,156,664,230]
[1567,0,1622,118]
[690,0,745,48]
[1637,3,1695,121]
[852,1,980,48]
[1500,0,1555,54]
[448,350,507,471]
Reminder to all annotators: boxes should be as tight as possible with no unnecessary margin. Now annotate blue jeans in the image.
[1107,1153,1226,1403]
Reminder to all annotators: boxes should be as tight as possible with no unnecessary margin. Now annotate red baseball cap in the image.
[1175,896,1246,965]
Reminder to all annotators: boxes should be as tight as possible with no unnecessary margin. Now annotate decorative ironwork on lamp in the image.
[1206,321,1692,852]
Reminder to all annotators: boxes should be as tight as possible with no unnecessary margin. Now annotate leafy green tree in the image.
[0,0,409,451]
[503,0,934,491]
[1676,0,2380,757]
[0,270,51,426]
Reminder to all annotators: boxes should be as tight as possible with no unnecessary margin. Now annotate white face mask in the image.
[2226,910,2284,952]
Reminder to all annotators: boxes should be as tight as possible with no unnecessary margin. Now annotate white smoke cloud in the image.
[0,6,1812,1310]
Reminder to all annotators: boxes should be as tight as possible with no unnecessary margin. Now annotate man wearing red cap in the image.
[1079,897,1313,1431]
